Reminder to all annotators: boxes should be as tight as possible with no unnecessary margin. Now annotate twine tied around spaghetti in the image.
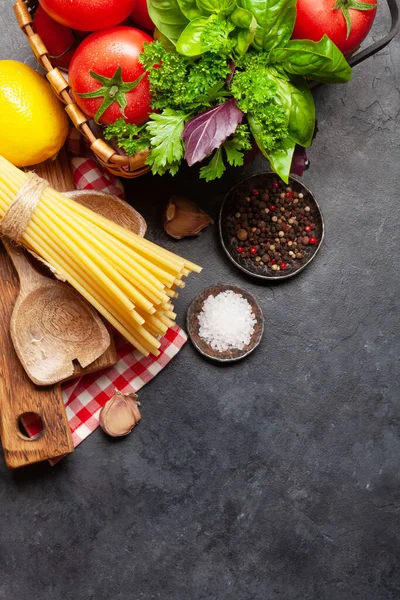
[0,173,48,243]
[0,173,66,281]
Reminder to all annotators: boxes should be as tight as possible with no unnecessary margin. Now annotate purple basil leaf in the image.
[290,146,309,177]
[182,99,244,167]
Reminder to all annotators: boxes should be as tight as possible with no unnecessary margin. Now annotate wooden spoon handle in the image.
[3,240,47,294]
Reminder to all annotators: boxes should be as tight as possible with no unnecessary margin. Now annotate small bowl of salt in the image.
[186,285,264,362]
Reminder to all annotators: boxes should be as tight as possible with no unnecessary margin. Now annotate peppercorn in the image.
[227,179,320,274]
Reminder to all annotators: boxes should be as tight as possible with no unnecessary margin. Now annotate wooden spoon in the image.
[5,240,111,386]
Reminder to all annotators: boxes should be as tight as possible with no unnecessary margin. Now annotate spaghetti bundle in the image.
[0,155,201,357]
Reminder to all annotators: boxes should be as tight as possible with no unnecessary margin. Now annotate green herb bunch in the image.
[104,0,352,183]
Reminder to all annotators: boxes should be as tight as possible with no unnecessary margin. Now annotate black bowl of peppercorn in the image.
[219,173,325,280]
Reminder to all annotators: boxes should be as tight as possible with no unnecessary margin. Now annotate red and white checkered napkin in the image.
[23,138,188,459]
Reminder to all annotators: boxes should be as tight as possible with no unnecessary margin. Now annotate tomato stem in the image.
[77,66,146,123]
[333,0,377,39]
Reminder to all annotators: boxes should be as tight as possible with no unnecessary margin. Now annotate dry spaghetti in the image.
[0,155,202,357]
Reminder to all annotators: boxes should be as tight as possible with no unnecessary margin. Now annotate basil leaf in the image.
[286,77,315,148]
[177,0,204,20]
[234,26,257,58]
[269,74,315,147]
[230,5,256,28]
[248,114,295,183]
[196,0,236,16]
[176,17,209,55]
[154,28,176,51]
[269,35,352,83]
[147,0,189,45]
[266,138,296,184]
[182,98,244,166]
[239,0,297,51]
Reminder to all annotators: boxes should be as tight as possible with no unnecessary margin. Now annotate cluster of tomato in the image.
[34,0,154,125]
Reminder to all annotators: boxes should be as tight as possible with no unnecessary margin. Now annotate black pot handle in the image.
[349,0,400,67]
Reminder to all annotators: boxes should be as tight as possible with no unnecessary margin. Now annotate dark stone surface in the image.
[1,3,400,599]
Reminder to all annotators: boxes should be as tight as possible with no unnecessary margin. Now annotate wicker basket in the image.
[13,0,150,179]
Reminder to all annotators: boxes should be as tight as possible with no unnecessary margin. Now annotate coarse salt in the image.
[198,290,256,352]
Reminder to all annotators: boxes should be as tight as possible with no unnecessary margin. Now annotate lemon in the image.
[0,60,69,167]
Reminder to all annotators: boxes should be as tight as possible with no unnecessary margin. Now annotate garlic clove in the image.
[99,390,141,437]
[164,196,213,239]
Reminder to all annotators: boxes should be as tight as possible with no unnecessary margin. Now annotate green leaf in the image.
[177,0,204,20]
[196,0,236,15]
[224,141,245,166]
[145,109,188,174]
[104,119,149,156]
[269,35,352,83]
[154,28,179,50]
[286,77,315,147]
[264,138,296,184]
[268,72,315,147]
[239,0,297,51]
[147,0,189,44]
[199,14,236,55]
[230,7,257,58]
[230,6,257,58]
[234,27,256,58]
[230,5,256,28]
[176,17,209,55]
[199,147,226,181]
[249,114,295,183]
[223,123,252,165]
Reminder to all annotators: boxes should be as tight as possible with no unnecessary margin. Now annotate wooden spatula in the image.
[4,240,111,386]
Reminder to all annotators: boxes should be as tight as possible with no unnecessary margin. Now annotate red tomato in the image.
[69,27,153,125]
[38,0,137,32]
[130,0,154,32]
[33,6,76,69]
[292,0,377,55]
